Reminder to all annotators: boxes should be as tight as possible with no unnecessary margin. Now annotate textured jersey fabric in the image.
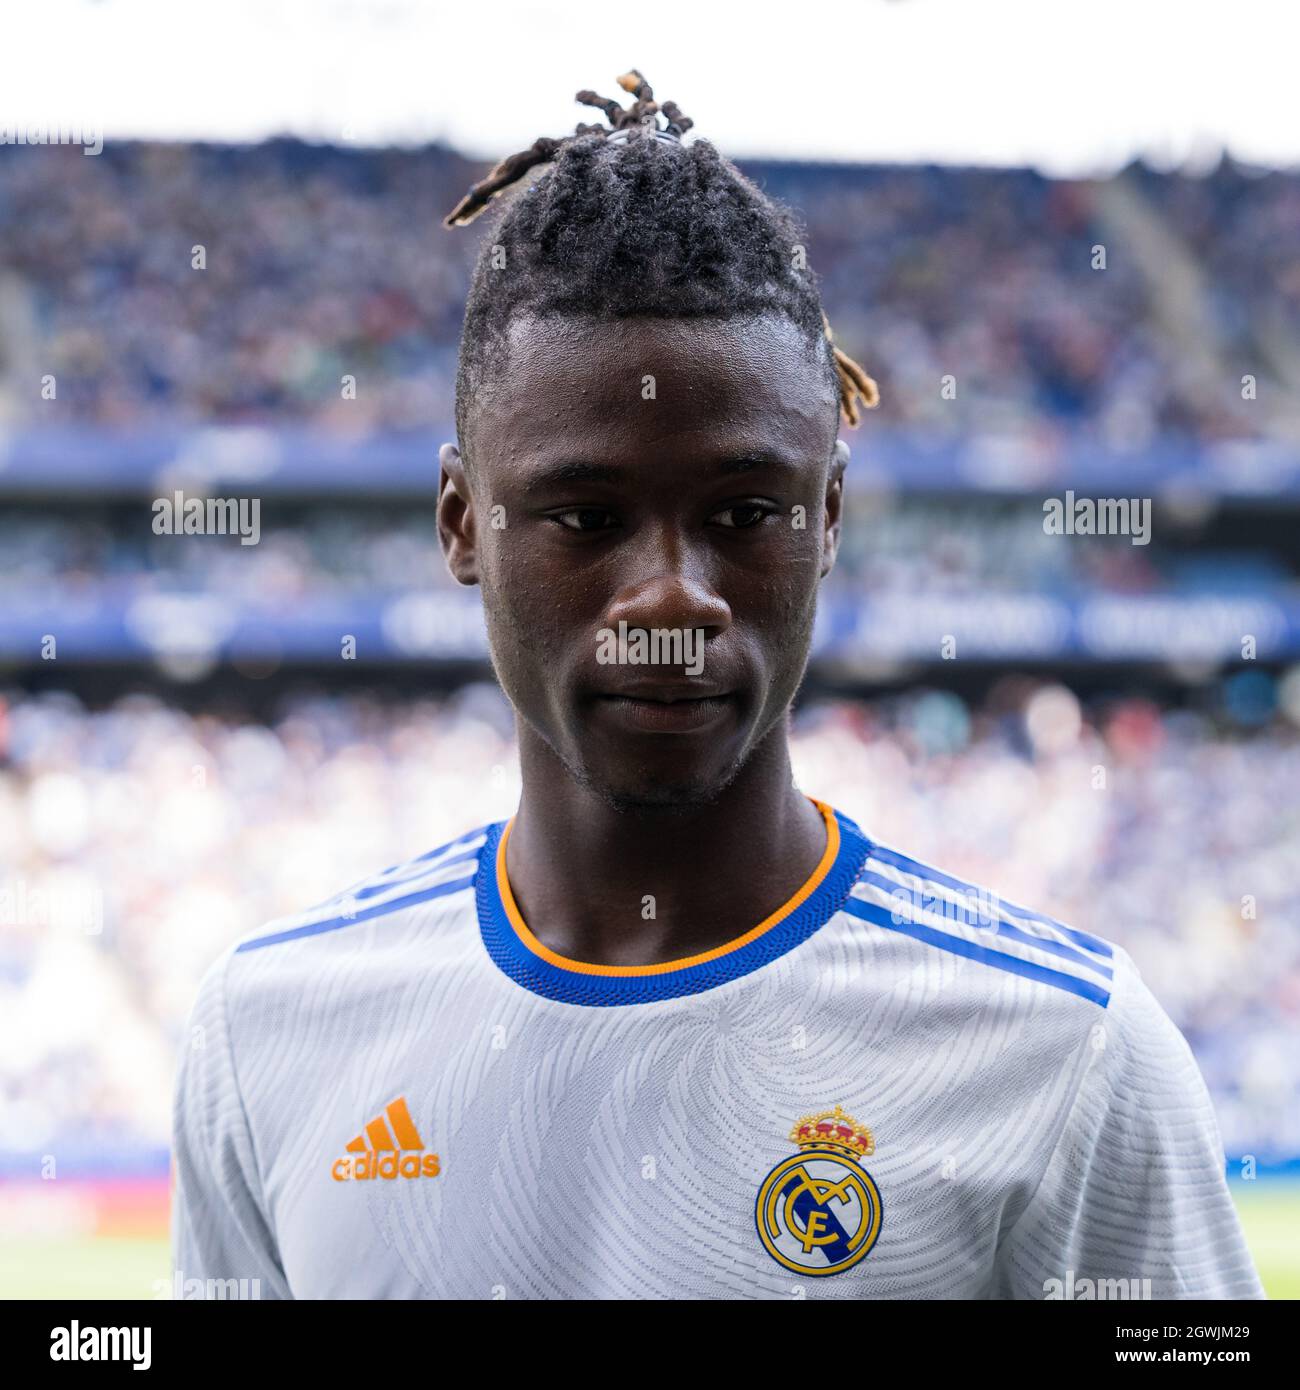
[170,801,1264,1300]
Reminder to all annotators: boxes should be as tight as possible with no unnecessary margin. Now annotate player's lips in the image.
[590,684,737,733]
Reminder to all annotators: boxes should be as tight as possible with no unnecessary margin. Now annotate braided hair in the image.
[443,70,879,457]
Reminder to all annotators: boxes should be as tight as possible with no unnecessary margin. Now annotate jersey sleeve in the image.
[994,944,1265,1300]
[170,947,292,1300]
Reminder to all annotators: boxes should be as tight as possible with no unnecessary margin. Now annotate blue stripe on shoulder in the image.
[862,844,1114,960]
[367,825,492,882]
[854,867,1113,982]
[349,846,482,901]
[236,827,490,952]
[841,894,1111,1007]
[237,873,477,952]
[289,825,488,917]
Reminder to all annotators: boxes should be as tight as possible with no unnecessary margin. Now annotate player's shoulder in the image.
[212,820,495,984]
[844,829,1133,1013]
[843,828,1207,1110]
[177,821,499,1103]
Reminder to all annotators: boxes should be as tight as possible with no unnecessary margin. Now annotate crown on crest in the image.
[789,1105,875,1159]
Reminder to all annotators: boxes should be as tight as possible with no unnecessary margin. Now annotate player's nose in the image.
[602,532,732,641]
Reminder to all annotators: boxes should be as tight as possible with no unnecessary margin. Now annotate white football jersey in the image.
[171,798,1264,1299]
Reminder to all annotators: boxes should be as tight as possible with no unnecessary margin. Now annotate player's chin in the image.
[575,732,753,813]
[589,766,741,814]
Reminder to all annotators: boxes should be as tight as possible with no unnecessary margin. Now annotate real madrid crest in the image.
[754,1105,883,1276]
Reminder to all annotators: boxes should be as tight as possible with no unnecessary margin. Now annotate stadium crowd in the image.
[0,140,1295,443]
[0,681,1296,1164]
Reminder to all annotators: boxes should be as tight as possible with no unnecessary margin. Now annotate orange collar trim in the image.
[494,797,841,978]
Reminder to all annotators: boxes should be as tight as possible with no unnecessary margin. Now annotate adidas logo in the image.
[330,1096,442,1181]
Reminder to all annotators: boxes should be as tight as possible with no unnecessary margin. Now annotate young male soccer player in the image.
[172,73,1264,1299]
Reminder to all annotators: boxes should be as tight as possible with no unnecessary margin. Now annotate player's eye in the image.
[711,502,776,529]
[550,508,620,532]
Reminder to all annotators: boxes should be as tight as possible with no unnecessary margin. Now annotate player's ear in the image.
[437,441,480,586]
[820,439,849,580]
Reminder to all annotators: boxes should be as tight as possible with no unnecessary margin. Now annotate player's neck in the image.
[503,729,828,968]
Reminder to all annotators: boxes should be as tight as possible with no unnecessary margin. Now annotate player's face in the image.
[444,311,844,809]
